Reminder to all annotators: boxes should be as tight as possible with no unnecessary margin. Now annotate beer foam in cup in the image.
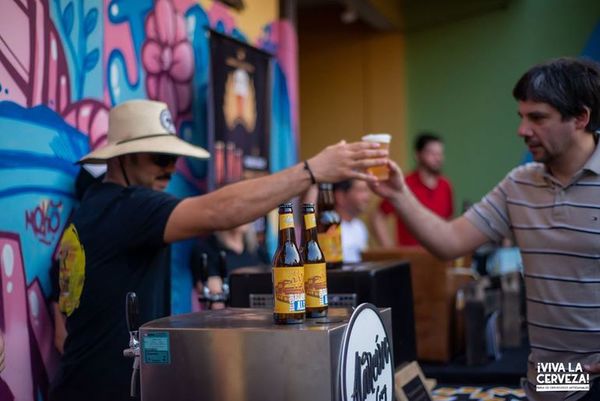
[361,133,391,180]
[362,133,391,144]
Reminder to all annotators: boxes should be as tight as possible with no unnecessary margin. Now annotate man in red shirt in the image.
[372,133,453,246]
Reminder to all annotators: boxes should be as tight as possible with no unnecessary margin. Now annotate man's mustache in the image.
[157,174,172,180]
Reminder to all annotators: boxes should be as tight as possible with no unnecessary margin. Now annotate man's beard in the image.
[423,164,441,175]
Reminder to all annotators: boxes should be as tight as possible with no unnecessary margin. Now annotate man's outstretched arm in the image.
[369,161,489,260]
[164,141,388,243]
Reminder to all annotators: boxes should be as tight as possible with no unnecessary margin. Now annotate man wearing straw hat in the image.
[50,99,388,401]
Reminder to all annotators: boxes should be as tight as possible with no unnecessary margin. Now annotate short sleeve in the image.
[446,179,454,218]
[464,176,512,243]
[379,199,395,215]
[118,187,181,249]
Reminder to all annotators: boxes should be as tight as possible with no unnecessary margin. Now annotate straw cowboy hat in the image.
[79,99,210,164]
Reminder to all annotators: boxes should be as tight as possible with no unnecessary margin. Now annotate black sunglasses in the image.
[150,154,178,167]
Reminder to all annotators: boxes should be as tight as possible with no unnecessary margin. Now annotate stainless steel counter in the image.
[139,307,392,401]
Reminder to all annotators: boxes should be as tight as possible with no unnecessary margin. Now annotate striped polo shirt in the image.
[465,142,600,401]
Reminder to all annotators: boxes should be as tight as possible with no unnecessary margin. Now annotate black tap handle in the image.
[126,292,139,332]
[218,250,227,279]
[199,252,209,283]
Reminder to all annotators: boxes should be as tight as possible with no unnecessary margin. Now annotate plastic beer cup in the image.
[361,133,391,180]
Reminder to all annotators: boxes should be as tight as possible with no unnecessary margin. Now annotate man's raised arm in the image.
[369,161,489,260]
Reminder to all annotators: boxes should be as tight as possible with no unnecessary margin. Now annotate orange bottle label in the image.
[279,213,295,230]
[304,263,328,307]
[304,213,316,229]
[273,266,305,314]
[317,225,342,263]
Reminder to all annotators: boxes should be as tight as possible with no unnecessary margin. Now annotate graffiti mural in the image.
[0,101,88,401]
[0,0,296,399]
[25,199,64,246]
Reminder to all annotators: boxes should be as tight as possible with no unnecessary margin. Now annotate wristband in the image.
[303,160,317,184]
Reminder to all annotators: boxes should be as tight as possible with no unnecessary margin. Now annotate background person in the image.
[369,57,600,401]
[50,99,388,401]
[333,179,371,263]
[190,223,269,308]
[372,133,453,247]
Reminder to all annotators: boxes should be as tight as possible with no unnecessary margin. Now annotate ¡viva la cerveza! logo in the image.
[536,362,590,392]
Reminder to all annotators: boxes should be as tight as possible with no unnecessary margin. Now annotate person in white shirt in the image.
[333,180,371,263]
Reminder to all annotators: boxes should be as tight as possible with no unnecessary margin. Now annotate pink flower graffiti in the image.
[142,0,194,117]
[63,100,110,150]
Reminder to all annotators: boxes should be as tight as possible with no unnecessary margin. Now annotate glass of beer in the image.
[361,133,391,180]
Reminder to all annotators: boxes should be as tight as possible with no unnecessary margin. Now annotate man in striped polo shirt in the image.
[371,57,600,401]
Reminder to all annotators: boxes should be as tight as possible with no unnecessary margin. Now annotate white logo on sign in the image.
[536,362,590,392]
[340,303,394,401]
[160,109,175,134]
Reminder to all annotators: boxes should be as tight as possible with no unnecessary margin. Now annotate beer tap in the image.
[199,252,209,284]
[198,252,211,308]
[218,250,230,303]
[123,292,140,398]
[199,251,230,307]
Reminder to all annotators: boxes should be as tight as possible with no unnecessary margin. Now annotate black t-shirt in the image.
[190,234,269,283]
[50,183,180,401]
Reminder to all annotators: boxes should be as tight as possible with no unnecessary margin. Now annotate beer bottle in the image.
[317,183,343,269]
[272,203,305,324]
[300,203,328,318]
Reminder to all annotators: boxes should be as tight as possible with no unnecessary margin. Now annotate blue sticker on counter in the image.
[143,332,171,364]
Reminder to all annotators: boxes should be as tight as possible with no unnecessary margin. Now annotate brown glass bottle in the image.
[317,183,343,269]
[301,203,328,318]
[272,203,305,324]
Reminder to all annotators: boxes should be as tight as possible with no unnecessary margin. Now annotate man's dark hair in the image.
[333,180,353,193]
[414,132,442,152]
[512,57,600,133]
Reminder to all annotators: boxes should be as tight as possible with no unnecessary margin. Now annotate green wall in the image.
[406,0,600,212]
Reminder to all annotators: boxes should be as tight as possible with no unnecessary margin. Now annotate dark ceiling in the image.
[297,0,511,32]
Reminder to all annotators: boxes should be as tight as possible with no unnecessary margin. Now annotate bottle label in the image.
[304,263,328,307]
[279,213,295,230]
[273,266,305,313]
[304,213,316,229]
[317,225,343,263]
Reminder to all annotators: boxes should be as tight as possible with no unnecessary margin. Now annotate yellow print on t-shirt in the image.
[58,223,86,316]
